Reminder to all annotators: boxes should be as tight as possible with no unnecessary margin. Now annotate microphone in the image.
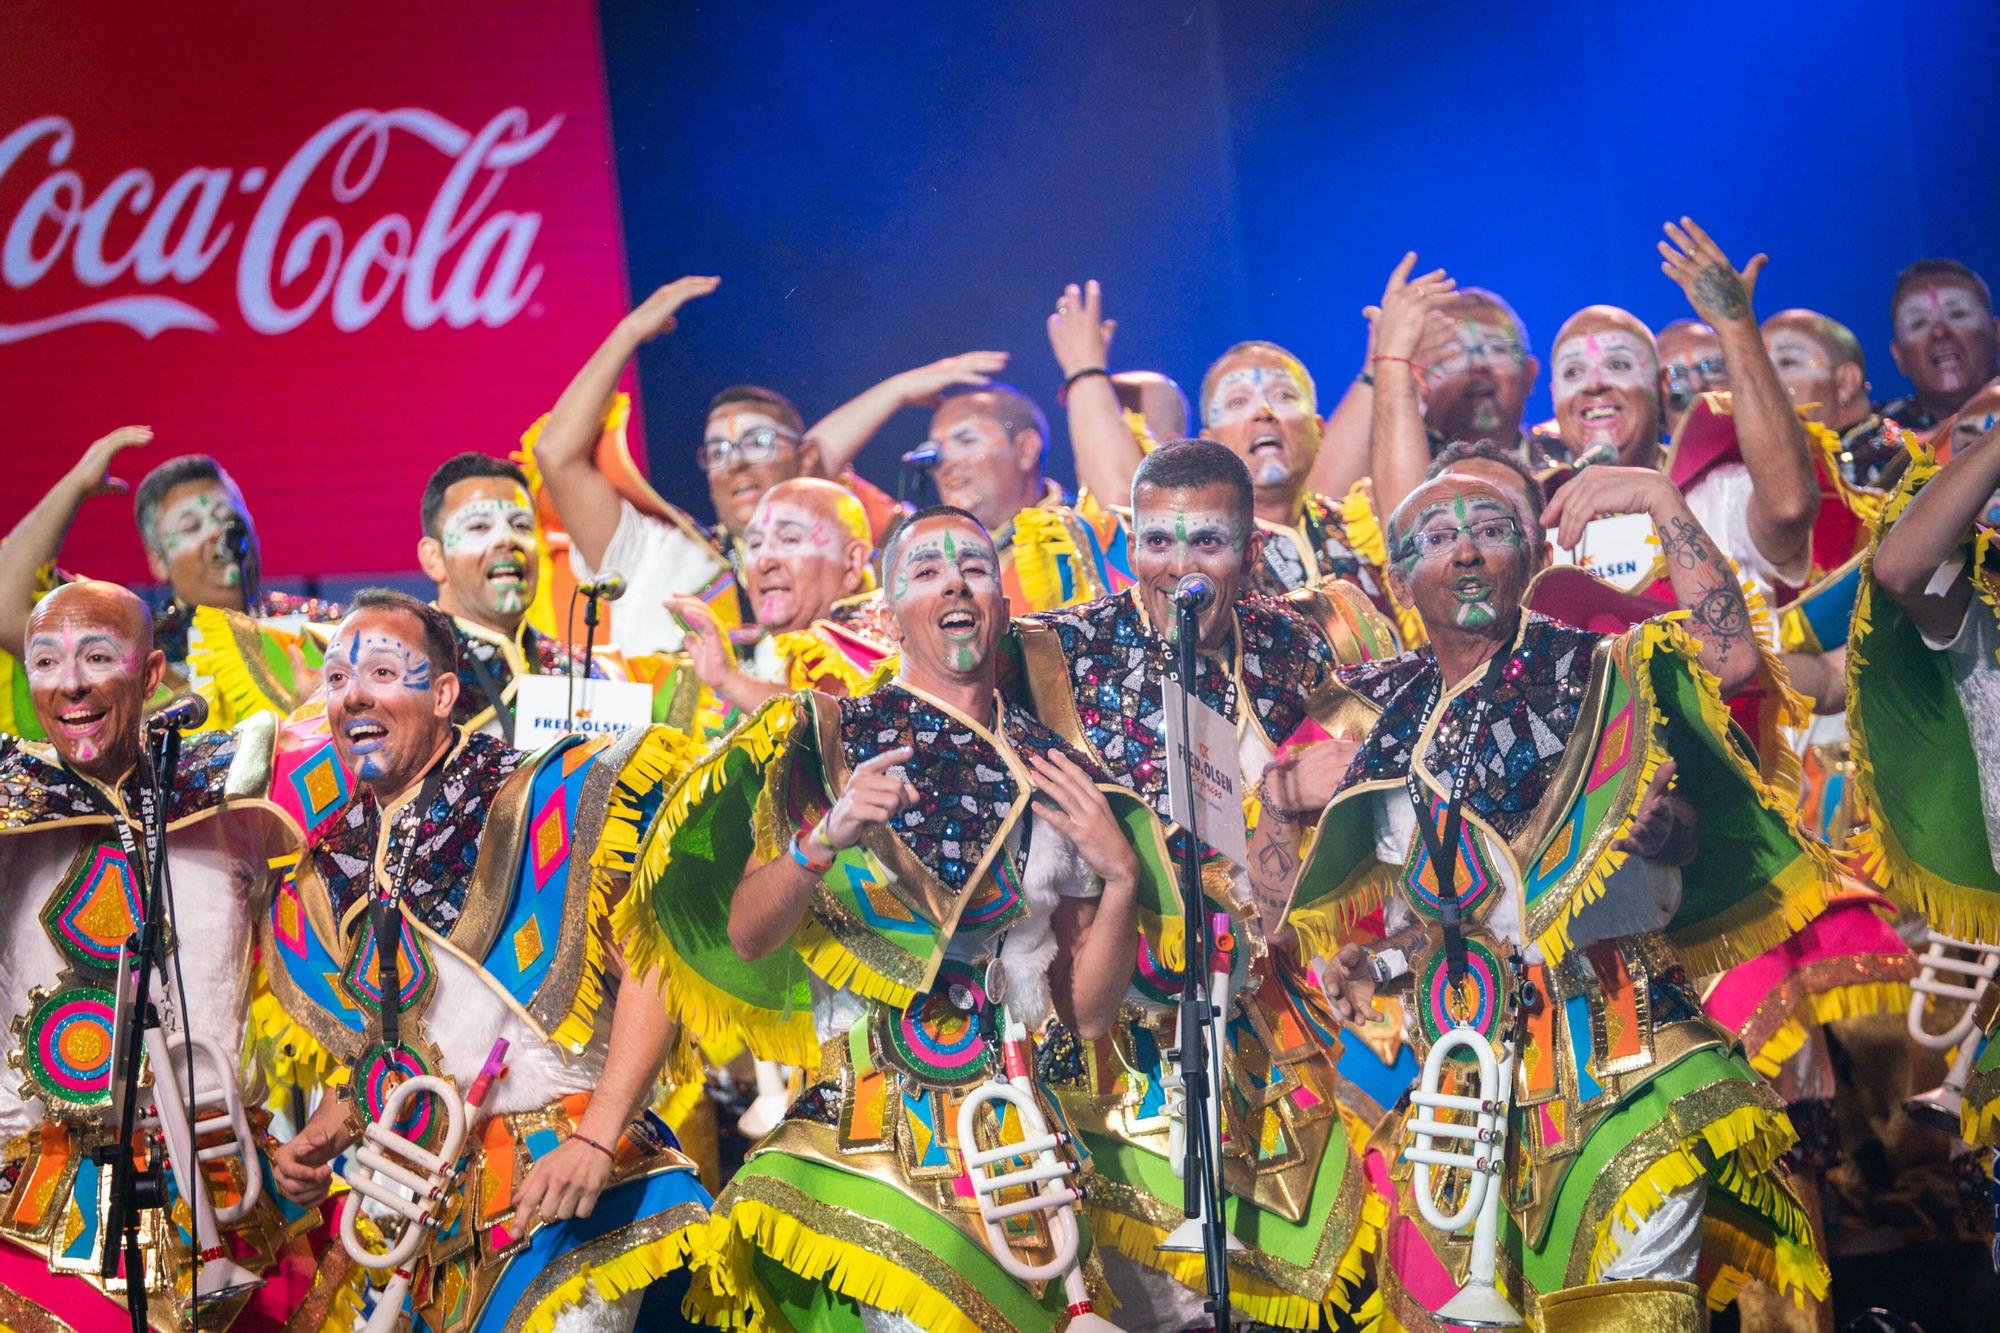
[577,572,626,602]
[900,444,941,471]
[147,693,210,732]
[220,516,251,563]
[1171,573,1216,615]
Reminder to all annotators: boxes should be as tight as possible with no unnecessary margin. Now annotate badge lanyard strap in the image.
[1406,644,1512,989]
[367,765,445,1053]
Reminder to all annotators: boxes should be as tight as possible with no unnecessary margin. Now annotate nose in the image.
[1451,532,1485,565]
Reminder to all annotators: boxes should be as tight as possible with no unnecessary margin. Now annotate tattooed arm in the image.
[1659,219,1818,579]
[1544,466,1759,695]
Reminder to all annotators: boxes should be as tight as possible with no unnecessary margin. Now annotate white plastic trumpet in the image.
[340,1040,509,1333]
[956,1018,1121,1332]
[1904,930,2000,1133]
[1405,1024,1524,1329]
[112,942,266,1307]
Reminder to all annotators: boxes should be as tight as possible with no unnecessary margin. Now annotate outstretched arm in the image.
[1364,253,1458,520]
[0,426,153,658]
[1048,280,1143,506]
[1544,466,1760,696]
[1873,416,2000,641]
[534,277,719,571]
[805,351,1009,478]
[1660,219,1817,579]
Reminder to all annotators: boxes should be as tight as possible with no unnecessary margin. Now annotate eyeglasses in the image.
[1425,340,1525,378]
[1399,516,1523,560]
[695,427,801,474]
[1662,356,1729,397]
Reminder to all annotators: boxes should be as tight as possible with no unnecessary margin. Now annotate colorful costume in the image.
[445,610,599,741]
[1010,582,1396,1329]
[625,617,895,746]
[0,718,330,1331]
[1289,602,1838,1326]
[618,684,1170,1332]
[1849,451,2000,1147]
[257,726,710,1332]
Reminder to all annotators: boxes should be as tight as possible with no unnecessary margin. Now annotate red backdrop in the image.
[0,1,637,585]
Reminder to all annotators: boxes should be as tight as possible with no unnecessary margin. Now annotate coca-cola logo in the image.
[0,107,562,344]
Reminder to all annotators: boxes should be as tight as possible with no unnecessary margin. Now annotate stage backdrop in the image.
[0,0,635,587]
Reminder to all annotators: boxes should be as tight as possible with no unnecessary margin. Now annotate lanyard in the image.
[1406,643,1512,987]
[367,763,446,1050]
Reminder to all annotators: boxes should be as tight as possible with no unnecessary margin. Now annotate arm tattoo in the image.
[1691,583,1751,662]
[1658,514,1712,570]
[1692,263,1750,321]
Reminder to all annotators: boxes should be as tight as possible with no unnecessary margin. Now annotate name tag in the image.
[1162,680,1249,869]
[1547,512,1657,591]
[512,674,655,743]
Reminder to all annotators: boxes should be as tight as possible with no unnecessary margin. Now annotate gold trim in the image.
[495,1202,706,1333]
[451,734,566,965]
[523,729,631,1037]
[0,1285,81,1333]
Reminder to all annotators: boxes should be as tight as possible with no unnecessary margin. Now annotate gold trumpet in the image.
[1405,1022,1523,1329]
[1904,929,2000,1134]
[956,1017,1121,1331]
[339,1040,509,1333]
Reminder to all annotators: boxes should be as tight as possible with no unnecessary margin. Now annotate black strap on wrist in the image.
[1057,366,1110,405]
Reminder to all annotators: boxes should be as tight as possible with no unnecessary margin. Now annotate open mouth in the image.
[938,608,979,639]
[1930,343,1967,373]
[57,706,107,735]
[486,556,526,586]
[1249,431,1284,455]
[1452,576,1491,600]
[343,719,389,751]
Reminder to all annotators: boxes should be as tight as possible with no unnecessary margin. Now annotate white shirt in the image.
[1919,581,2000,876]
[571,499,733,653]
[1686,462,1812,612]
[0,811,287,1143]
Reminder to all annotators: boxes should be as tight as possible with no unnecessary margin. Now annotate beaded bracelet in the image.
[571,1133,616,1161]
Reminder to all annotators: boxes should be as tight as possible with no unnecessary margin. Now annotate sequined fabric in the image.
[1023,589,1335,818]
[836,685,1098,897]
[0,729,236,830]
[448,620,598,729]
[312,731,520,932]
[1335,613,1600,840]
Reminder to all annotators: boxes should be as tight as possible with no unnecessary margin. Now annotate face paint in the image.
[887,520,1004,679]
[153,483,250,600]
[433,482,537,621]
[1204,365,1315,428]
[1897,282,1996,400]
[1132,508,1249,562]
[1390,482,1533,643]
[742,497,855,632]
[25,619,149,773]
[323,623,440,785]
[1551,332,1656,407]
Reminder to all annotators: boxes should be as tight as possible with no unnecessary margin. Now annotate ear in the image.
[1013,428,1043,476]
[434,671,461,719]
[1243,527,1264,573]
[1522,354,1541,396]
[416,536,448,584]
[1889,340,1908,379]
[840,541,870,596]
[1833,361,1866,410]
[798,436,825,478]
[144,548,170,582]
[1387,560,1413,606]
[142,649,167,699]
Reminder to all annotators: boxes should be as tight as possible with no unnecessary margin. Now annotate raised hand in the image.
[666,595,732,686]
[896,350,1011,407]
[1026,749,1139,888]
[1362,252,1456,364]
[819,745,920,850]
[1046,280,1118,377]
[620,275,721,342]
[1613,758,1697,864]
[1538,464,1681,550]
[1659,218,1762,328]
[68,425,153,497]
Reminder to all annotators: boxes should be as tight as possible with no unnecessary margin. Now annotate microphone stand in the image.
[898,449,938,507]
[99,721,185,1332]
[1172,598,1232,1331]
[569,584,609,730]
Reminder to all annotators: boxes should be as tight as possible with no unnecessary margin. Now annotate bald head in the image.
[1762,308,1870,430]
[1551,305,1662,468]
[24,581,165,782]
[741,476,875,632]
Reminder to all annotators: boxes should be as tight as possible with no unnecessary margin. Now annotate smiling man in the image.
[0,581,330,1327]
[663,476,891,727]
[417,452,597,741]
[1878,258,2000,431]
[1007,439,1396,1329]
[620,504,1160,1331]
[1290,470,1837,1325]
[263,588,708,1333]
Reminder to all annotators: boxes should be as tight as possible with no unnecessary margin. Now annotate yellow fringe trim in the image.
[1010,506,1094,612]
[1586,1102,1822,1299]
[1088,1187,1386,1330]
[1804,414,1887,533]
[515,1226,700,1333]
[1961,1068,2000,1148]
[1747,1017,1809,1079]
[1337,479,1424,647]
[1736,571,1809,803]
[775,628,892,696]
[691,1199,987,1333]
[1288,863,1396,973]
[1804,978,1911,1028]
[316,1265,371,1333]
[514,391,632,643]
[793,918,920,1011]
[189,604,304,730]
[614,700,823,1067]
[245,963,345,1106]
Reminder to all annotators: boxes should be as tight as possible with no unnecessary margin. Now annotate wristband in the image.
[790,827,835,873]
[1369,355,1430,391]
[1355,370,1375,387]
[570,1132,616,1162]
[1056,366,1109,405]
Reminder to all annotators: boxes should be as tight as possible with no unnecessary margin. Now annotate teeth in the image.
[1581,405,1618,420]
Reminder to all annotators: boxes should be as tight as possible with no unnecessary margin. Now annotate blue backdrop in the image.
[598,0,2000,519]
